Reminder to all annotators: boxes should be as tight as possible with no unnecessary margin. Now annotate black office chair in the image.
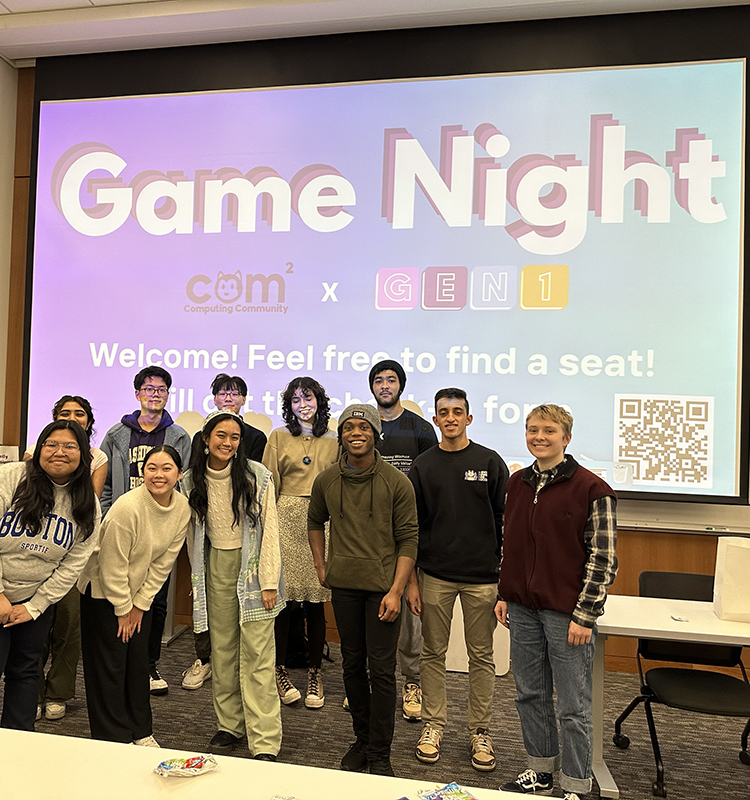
[612,571,750,797]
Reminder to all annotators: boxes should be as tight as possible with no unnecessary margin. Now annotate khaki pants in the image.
[207,547,281,756]
[419,572,497,734]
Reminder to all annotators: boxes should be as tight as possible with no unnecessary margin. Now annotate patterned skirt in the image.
[277,494,331,603]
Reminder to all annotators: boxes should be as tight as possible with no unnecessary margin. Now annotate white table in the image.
[593,595,750,799]
[0,728,512,800]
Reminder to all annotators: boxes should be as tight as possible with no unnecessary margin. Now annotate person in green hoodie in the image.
[307,403,418,779]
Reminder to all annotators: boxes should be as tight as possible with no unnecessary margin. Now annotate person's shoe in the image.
[133,735,160,747]
[45,701,66,720]
[470,727,496,771]
[340,739,369,772]
[182,659,212,690]
[253,753,277,762]
[501,769,554,794]
[402,682,422,721]
[149,666,169,695]
[275,665,301,704]
[368,757,395,776]
[305,667,325,708]
[209,730,240,755]
[415,724,442,763]
[342,696,350,711]
[35,705,42,722]
[561,793,581,800]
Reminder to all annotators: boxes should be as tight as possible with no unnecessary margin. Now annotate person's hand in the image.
[405,580,421,616]
[117,614,132,642]
[494,600,509,628]
[0,594,12,625]
[568,620,592,646]
[378,589,402,623]
[261,590,277,610]
[314,563,330,589]
[4,604,32,627]
[129,607,144,636]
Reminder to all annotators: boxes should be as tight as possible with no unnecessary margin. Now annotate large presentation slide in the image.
[28,59,744,498]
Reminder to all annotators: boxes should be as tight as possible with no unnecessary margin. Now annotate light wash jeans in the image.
[508,602,596,795]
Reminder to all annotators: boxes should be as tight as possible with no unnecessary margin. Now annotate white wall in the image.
[0,59,18,439]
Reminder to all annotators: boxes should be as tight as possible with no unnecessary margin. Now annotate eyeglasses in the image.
[41,440,80,453]
[140,385,169,396]
[216,391,242,400]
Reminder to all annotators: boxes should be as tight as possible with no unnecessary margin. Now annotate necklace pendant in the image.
[303,456,312,465]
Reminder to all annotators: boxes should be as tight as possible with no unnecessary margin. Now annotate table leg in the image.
[592,633,619,799]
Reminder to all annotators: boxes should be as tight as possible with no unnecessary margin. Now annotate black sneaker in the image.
[253,753,277,762]
[369,757,395,776]
[501,769,554,794]
[209,730,240,755]
[149,666,168,696]
[340,739,369,772]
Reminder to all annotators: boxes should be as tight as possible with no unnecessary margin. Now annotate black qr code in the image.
[613,394,713,488]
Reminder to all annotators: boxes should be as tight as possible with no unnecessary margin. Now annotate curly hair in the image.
[11,420,96,540]
[187,413,258,528]
[281,376,331,437]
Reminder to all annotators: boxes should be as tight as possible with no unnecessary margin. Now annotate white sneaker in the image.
[149,666,168,695]
[36,705,42,722]
[182,659,212,690]
[305,668,325,708]
[275,665,301,704]
[133,735,161,747]
[45,701,66,720]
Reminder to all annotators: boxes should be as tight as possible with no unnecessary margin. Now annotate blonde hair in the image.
[525,404,573,439]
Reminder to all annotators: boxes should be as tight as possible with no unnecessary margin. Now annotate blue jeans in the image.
[508,603,596,795]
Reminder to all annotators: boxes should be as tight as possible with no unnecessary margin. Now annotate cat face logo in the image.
[215,271,242,303]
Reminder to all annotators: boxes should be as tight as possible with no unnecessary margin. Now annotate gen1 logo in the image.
[186,271,286,304]
[374,265,568,311]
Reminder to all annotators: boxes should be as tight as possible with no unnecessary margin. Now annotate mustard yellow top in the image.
[262,426,339,500]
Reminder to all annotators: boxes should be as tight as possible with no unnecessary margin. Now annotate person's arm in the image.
[175,428,192,473]
[307,475,330,588]
[99,432,115,517]
[570,495,618,644]
[494,599,509,627]
[258,475,281,609]
[132,515,189,612]
[490,455,510,557]
[97,506,138,617]
[20,507,101,622]
[417,419,438,453]
[92,462,107,498]
[261,431,282,502]
[378,555,416,622]
[404,566,421,615]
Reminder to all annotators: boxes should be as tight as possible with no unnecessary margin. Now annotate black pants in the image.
[148,575,169,667]
[331,588,401,760]
[194,629,211,663]
[0,605,53,731]
[80,588,153,743]
[274,601,327,669]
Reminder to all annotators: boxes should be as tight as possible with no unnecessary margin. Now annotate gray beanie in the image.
[337,404,382,439]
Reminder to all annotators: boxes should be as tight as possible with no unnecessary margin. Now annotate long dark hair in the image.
[52,395,95,442]
[11,420,97,540]
[281,376,331,437]
[188,413,258,528]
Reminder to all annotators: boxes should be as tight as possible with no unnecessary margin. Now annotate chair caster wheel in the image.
[613,733,630,749]
[739,750,750,766]
[652,782,666,797]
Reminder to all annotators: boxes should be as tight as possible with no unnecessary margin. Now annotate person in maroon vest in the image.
[496,404,617,800]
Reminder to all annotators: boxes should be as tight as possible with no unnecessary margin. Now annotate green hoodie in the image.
[307,451,418,592]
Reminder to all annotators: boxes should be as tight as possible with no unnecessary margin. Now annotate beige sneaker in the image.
[415,724,442,763]
[133,735,161,747]
[305,667,325,708]
[402,682,422,721]
[275,665,301,704]
[45,701,66,720]
[470,727,496,771]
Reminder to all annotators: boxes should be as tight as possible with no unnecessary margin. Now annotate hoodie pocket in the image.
[326,554,389,592]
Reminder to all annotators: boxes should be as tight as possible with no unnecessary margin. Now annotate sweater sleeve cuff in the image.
[23,602,42,620]
[114,601,134,617]
[571,608,597,628]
